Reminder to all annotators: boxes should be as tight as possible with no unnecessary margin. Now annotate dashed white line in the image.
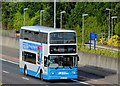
[2,70,9,74]
[71,79,89,85]
[0,58,18,65]
[22,77,29,81]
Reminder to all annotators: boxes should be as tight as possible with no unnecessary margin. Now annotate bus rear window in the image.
[50,32,76,44]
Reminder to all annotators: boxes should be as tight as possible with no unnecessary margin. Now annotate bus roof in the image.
[21,26,75,33]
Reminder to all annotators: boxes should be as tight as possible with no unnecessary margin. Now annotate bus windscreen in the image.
[48,55,78,68]
[50,32,76,44]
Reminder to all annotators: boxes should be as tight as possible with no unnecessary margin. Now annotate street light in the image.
[40,10,45,26]
[54,0,56,29]
[106,8,111,40]
[60,11,66,29]
[24,8,28,26]
[82,14,88,46]
[111,16,117,37]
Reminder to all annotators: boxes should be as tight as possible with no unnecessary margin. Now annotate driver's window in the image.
[44,56,47,67]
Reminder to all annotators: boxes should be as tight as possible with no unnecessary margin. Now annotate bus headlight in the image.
[50,71,55,75]
[72,71,77,74]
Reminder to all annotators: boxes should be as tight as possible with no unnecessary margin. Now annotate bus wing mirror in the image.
[77,55,79,61]
[44,56,47,66]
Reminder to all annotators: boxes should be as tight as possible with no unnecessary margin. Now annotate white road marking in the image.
[71,79,89,85]
[0,58,18,65]
[92,79,98,82]
[22,77,29,80]
[2,70,9,74]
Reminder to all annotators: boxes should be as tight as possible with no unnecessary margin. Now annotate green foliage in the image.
[84,16,103,43]
[75,25,82,43]
[13,11,23,31]
[115,22,120,36]
[78,45,119,58]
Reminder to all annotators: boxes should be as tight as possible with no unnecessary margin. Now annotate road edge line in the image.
[71,79,90,85]
[0,58,19,65]
[2,70,9,74]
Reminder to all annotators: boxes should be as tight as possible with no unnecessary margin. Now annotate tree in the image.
[84,16,106,43]
[13,11,23,31]
[114,22,120,36]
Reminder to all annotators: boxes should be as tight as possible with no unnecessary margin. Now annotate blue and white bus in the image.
[19,26,79,80]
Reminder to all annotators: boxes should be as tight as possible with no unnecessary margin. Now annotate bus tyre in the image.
[24,66,27,76]
[40,72,43,81]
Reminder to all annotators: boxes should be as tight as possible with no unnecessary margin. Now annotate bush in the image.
[98,38,107,45]
[107,35,120,47]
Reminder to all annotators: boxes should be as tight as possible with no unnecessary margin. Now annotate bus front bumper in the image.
[42,74,78,80]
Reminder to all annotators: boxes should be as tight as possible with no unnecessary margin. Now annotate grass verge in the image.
[78,44,119,58]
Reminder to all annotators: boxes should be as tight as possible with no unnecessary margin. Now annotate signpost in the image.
[90,33,98,50]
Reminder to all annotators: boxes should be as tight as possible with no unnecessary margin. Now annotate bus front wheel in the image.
[40,71,43,81]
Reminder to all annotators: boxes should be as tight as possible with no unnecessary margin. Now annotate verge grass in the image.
[78,44,119,58]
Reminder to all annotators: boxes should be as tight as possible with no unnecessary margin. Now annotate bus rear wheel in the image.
[24,66,27,76]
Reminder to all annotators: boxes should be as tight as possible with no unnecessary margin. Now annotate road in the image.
[2,60,91,85]
[2,46,19,59]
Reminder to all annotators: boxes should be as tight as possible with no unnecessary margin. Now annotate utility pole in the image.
[60,11,66,29]
[40,10,45,26]
[24,8,28,26]
[54,0,56,29]
[111,16,117,37]
[106,8,111,40]
[82,14,88,46]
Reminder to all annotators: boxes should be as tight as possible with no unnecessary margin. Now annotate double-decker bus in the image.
[19,26,79,80]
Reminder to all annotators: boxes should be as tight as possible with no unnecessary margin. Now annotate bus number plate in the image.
[60,77,67,79]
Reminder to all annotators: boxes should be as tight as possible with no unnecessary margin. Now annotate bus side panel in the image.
[19,39,25,73]
[20,65,40,78]
[19,40,43,78]
[27,65,40,78]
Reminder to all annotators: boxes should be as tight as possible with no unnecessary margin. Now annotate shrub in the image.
[98,38,107,45]
[107,35,120,47]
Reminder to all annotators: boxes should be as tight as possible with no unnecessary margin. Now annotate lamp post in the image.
[24,8,28,26]
[82,14,88,46]
[60,11,66,29]
[40,10,45,26]
[111,16,117,37]
[106,8,111,40]
[54,0,56,29]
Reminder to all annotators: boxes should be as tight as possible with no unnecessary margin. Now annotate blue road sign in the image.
[90,33,98,40]
[90,33,98,50]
